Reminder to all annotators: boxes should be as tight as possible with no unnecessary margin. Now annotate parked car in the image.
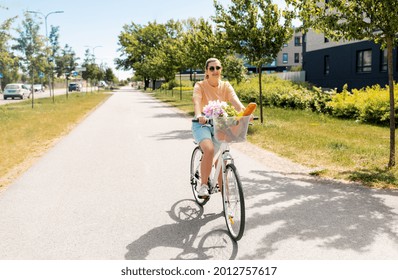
[98,80,108,87]
[68,83,81,92]
[33,84,45,92]
[3,83,31,100]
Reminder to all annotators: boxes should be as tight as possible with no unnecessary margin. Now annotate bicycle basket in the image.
[213,116,250,143]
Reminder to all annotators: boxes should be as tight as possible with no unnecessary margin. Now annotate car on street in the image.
[3,83,31,100]
[33,84,45,92]
[98,80,108,87]
[68,83,81,92]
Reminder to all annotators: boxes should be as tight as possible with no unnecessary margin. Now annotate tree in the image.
[55,44,79,78]
[0,13,19,89]
[182,18,228,75]
[286,0,398,167]
[117,21,168,89]
[104,67,116,84]
[12,12,47,83]
[223,54,247,84]
[213,0,293,123]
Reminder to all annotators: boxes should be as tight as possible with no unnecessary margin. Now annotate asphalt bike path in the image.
[1,88,398,260]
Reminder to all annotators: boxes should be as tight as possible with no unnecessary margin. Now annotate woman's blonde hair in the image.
[205,58,221,79]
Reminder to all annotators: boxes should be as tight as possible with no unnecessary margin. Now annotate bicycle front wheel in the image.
[190,146,209,206]
[222,164,245,241]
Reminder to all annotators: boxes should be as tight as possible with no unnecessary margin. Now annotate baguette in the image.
[242,102,257,116]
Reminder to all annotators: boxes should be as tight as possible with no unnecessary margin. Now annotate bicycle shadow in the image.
[239,169,398,259]
[151,129,193,141]
[125,199,238,260]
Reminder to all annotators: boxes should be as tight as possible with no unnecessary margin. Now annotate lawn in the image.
[152,89,398,189]
[0,92,111,187]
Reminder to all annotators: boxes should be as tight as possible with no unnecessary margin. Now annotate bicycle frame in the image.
[191,115,250,241]
[210,143,233,193]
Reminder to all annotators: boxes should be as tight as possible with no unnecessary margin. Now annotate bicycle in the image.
[190,115,251,241]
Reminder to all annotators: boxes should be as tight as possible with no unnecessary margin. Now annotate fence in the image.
[269,71,306,82]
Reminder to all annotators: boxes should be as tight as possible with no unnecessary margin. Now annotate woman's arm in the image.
[230,95,245,113]
[193,95,207,124]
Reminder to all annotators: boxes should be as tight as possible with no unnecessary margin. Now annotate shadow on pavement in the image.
[239,170,398,259]
[151,129,193,141]
[125,199,237,260]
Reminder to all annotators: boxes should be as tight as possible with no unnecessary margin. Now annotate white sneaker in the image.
[197,184,209,198]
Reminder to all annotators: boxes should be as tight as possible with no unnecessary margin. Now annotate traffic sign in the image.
[39,72,44,78]
[73,71,78,77]
[0,73,3,78]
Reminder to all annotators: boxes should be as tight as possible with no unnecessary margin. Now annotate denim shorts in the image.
[191,121,221,151]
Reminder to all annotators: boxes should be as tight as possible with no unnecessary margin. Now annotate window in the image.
[283,53,288,64]
[294,36,302,46]
[380,49,387,72]
[324,55,330,75]
[324,36,329,43]
[294,53,300,63]
[356,49,372,73]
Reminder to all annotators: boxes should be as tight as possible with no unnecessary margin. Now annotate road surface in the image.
[0,87,398,260]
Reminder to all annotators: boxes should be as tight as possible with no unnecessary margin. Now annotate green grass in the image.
[0,92,111,187]
[152,89,398,189]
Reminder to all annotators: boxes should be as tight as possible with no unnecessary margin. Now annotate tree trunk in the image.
[387,37,395,167]
[258,66,264,124]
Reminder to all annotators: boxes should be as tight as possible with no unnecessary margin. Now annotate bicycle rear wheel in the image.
[190,146,210,206]
[222,164,245,241]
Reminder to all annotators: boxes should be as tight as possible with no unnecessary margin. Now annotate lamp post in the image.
[27,10,64,100]
[28,10,64,39]
[84,45,102,63]
[84,45,102,89]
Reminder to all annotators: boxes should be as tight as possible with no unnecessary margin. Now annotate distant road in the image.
[0,86,99,106]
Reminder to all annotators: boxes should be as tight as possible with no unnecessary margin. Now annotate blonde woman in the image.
[192,58,245,198]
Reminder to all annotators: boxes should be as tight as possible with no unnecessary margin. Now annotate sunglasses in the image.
[209,66,222,71]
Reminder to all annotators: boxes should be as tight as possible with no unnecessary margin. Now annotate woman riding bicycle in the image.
[192,58,245,198]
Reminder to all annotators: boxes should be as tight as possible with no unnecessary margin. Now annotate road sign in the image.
[39,72,44,78]
[0,73,3,78]
[73,71,78,77]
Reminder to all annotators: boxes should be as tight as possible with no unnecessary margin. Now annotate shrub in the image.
[327,83,398,125]
[234,75,331,113]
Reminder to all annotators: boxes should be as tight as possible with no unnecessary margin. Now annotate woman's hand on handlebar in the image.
[197,115,208,124]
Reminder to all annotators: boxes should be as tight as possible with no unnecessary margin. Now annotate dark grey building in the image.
[303,30,398,91]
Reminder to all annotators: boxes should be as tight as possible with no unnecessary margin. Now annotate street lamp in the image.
[84,45,102,91]
[84,45,102,63]
[27,10,64,42]
[27,10,64,100]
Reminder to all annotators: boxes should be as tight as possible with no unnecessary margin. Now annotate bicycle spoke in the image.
[223,164,245,240]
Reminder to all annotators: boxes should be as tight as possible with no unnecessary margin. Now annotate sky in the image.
[0,0,289,80]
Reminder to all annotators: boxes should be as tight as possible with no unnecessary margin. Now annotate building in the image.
[276,29,303,71]
[303,29,398,91]
[244,29,304,73]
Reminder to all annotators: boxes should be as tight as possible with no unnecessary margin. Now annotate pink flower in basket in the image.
[203,100,228,118]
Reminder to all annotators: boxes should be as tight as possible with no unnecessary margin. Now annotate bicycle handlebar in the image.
[192,116,258,123]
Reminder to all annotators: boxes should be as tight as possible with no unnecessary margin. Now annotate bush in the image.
[172,86,194,91]
[233,74,398,126]
[234,75,331,113]
[327,83,398,125]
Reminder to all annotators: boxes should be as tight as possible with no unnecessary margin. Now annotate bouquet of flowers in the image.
[202,100,238,118]
[203,100,247,142]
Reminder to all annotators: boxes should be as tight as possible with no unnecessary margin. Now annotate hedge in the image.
[232,75,398,126]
